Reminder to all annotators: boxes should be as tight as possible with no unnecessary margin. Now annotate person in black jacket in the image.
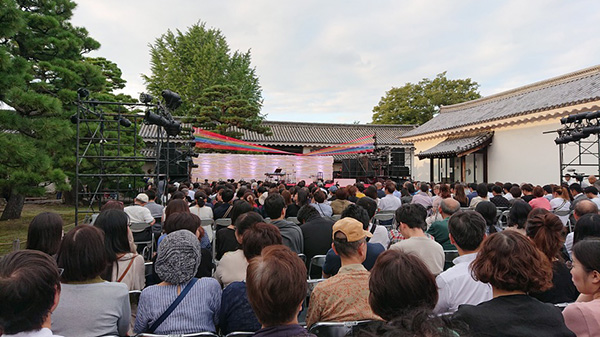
[297,205,334,278]
[453,231,575,337]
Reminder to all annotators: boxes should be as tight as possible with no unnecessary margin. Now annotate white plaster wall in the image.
[411,137,446,181]
[411,117,575,184]
[487,118,562,185]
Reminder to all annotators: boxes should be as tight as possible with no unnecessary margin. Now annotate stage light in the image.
[70,113,78,124]
[145,110,169,126]
[145,110,181,137]
[582,126,600,135]
[161,90,182,110]
[163,120,182,137]
[586,111,600,120]
[571,131,589,141]
[114,115,132,128]
[139,93,153,104]
[77,88,89,99]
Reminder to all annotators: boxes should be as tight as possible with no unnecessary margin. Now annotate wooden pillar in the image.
[461,156,466,182]
[429,158,434,182]
[483,148,489,183]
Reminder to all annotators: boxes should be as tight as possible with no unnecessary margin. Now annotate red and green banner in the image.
[302,134,375,156]
[193,128,293,154]
[193,128,375,156]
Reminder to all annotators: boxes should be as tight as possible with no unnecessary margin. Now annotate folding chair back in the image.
[308,255,327,280]
[287,217,300,225]
[309,320,374,337]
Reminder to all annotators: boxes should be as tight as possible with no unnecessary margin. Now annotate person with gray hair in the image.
[426,198,460,251]
[565,199,599,258]
[134,230,221,334]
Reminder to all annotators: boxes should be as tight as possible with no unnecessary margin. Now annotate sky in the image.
[70,0,600,124]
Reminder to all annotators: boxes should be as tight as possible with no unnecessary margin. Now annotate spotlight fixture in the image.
[139,93,154,104]
[114,115,132,128]
[70,113,78,124]
[586,111,600,120]
[145,110,181,137]
[161,90,182,110]
[77,88,89,99]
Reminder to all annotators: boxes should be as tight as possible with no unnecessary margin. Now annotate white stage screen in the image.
[191,154,333,183]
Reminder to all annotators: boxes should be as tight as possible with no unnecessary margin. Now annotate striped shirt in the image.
[134,278,222,334]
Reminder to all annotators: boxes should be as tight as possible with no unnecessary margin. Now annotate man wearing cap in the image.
[305,218,381,328]
[124,193,155,225]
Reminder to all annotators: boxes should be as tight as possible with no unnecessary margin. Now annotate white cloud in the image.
[71,0,600,123]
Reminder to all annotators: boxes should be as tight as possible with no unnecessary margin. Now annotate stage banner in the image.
[191,154,334,183]
[194,128,293,154]
[302,134,375,156]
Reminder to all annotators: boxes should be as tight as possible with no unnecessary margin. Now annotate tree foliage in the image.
[0,0,128,219]
[372,72,481,125]
[143,22,269,137]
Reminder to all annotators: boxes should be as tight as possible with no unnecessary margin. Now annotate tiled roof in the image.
[417,132,493,159]
[233,121,416,147]
[140,121,416,147]
[402,65,600,139]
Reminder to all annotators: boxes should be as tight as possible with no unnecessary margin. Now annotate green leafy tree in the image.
[0,0,127,220]
[143,22,268,136]
[372,72,481,125]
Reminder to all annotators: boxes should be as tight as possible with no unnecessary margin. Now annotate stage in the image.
[191,154,334,183]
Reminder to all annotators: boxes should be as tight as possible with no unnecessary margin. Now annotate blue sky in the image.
[71,0,600,124]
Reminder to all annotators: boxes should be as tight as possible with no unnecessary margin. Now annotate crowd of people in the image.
[1,177,600,336]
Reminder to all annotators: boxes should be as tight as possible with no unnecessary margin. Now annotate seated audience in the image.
[585,186,600,209]
[263,193,304,254]
[94,209,145,290]
[529,186,552,210]
[282,189,299,218]
[214,188,235,220]
[526,212,579,303]
[551,186,572,226]
[475,201,502,234]
[215,200,253,260]
[297,204,334,279]
[520,183,535,203]
[411,183,433,209]
[426,198,460,250]
[566,200,599,257]
[469,183,489,209]
[562,238,600,336]
[219,222,283,335]
[505,200,532,236]
[378,182,401,212]
[434,211,493,315]
[453,231,575,337]
[124,193,155,225]
[246,245,316,337]
[322,205,385,277]
[190,190,213,220]
[26,212,64,256]
[357,196,390,248]
[574,213,600,244]
[135,230,221,334]
[307,218,382,327]
[144,189,164,220]
[156,212,214,280]
[52,226,130,337]
[453,183,469,207]
[330,187,353,215]
[159,199,210,250]
[570,183,588,211]
[215,211,264,287]
[0,250,62,337]
[489,185,510,208]
[358,249,465,336]
[310,190,333,217]
[390,204,444,275]
[508,185,523,205]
